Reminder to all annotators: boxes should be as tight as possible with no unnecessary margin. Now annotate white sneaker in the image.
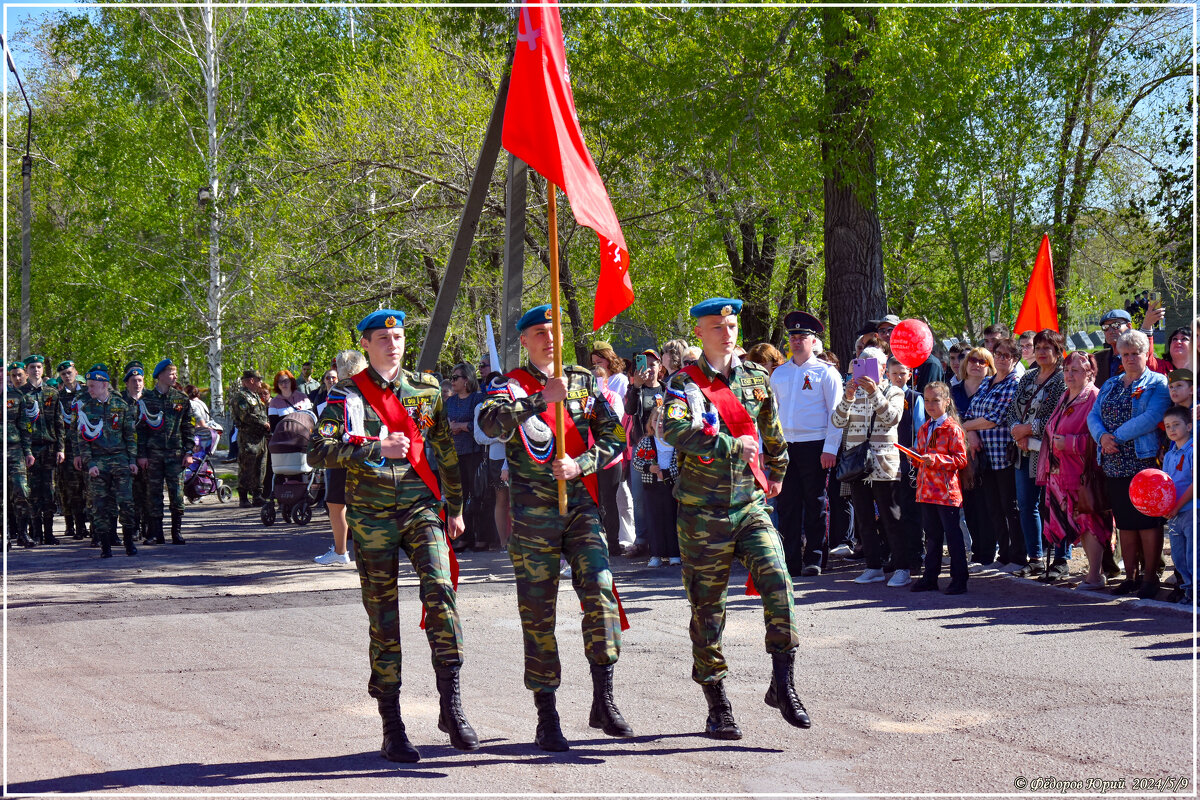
[668,557,682,566]
[886,569,911,587]
[854,568,886,584]
[314,546,350,566]
[830,544,852,557]
[647,556,663,568]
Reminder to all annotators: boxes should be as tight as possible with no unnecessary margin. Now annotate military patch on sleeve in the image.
[666,404,686,420]
[614,426,627,443]
[319,421,338,437]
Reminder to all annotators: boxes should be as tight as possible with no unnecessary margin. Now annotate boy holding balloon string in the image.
[1162,405,1194,605]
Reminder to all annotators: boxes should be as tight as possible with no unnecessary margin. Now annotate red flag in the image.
[1013,234,1059,334]
[502,0,634,331]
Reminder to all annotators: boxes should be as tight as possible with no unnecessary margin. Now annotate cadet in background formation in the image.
[54,361,90,541]
[20,354,59,544]
[7,362,36,548]
[74,364,139,558]
[660,297,811,740]
[477,304,633,752]
[309,309,477,763]
[137,359,195,545]
[122,361,151,543]
[230,369,270,507]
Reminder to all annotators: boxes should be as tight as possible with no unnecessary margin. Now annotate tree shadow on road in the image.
[8,733,781,793]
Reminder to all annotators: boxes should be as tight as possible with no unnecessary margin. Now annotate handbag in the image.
[835,409,878,483]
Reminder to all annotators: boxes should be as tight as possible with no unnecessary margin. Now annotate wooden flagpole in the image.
[547,183,568,515]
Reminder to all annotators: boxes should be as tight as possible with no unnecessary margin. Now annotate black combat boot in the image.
[376,694,420,763]
[16,518,35,549]
[64,515,75,540]
[588,663,633,736]
[89,519,100,547]
[239,489,251,509]
[42,515,57,545]
[170,510,186,545]
[434,666,479,751]
[533,690,569,751]
[122,524,138,556]
[702,681,742,740]
[73,514,87,540]
[764,649,811,729]
[152,518,166,545]
[100,527,113,558]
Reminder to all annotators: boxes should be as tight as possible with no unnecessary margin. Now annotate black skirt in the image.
[1105,474,1162,530]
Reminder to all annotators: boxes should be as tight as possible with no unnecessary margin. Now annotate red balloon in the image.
[1129,468,1176,517]
[890,319,934,369]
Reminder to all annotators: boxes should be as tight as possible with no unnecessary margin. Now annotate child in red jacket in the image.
[910,382,971,595]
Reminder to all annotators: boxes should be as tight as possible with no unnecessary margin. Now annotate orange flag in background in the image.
[1013,234,1059,334]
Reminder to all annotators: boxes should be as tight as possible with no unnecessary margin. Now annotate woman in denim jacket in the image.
[1086,329,1172,598]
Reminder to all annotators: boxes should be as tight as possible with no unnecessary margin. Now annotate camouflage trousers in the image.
[677,501,799,685]
[143,450,185,521]
[28,443,56,518]
[347,503,463,699]
[7,456,31,528]
[237,439,266,495]
[508,480,621,692]
[55,455,88,518]
[129,456,150,530]
[86,456,134,544]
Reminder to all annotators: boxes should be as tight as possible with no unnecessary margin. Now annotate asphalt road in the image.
[6,496,1196,797]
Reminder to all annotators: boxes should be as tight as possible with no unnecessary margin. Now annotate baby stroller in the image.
[184,426,233,504]
[261,411,324,526]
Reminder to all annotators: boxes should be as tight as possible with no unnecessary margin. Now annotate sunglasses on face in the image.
[1102,323,1127,332]
[451,374,466,380]
[967,357,988,366]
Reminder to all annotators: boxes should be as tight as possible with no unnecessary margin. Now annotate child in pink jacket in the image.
[910,382,971,595]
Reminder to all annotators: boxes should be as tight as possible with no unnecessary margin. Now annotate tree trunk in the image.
[729,216,779,347]
[821,8,885,366]
[202,3,224,415]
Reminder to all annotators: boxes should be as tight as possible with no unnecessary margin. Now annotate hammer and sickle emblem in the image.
[518,6,541,51]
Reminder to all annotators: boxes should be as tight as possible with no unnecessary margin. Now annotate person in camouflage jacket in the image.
[73,364,139,558]
[137,359,196,545]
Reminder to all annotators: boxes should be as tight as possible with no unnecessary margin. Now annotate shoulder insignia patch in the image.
[319,421,338,437]
[667,405,686,420]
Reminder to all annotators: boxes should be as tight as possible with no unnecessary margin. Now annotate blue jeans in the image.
[1168,512,1193,597]
[630,473,648,545]
[1014,454,1043,561]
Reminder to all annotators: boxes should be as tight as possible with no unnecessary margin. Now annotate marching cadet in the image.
[477,304,632,752]
[122,362,151,543]
[660,298,811,740]
[8,361,26,390]
[74,364,139,558]
[7,363,36,549]
[230,369,270,507]
[136,359,195,545]
[308,309,477,763]
[53,361,90,541]
[20,355,60,544]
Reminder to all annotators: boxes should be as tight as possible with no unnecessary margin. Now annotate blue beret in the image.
[689,297,743,319]
[357,309,405,333]
[1101,309,1132,324]
[516,304,554,332]
[23,354,44,365]
[152,358,174,379]
[123,361,144,381]
[86,363,111,382]
[8,361,25,372]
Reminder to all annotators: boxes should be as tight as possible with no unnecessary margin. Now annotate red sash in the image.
[352,371,460,629]
[507,368,630,631]
[681,364,770,597]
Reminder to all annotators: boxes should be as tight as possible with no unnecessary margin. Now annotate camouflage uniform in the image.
[136,385,196,542]
[19,381,59,542]
[660,356,798,684]
[76,391,138,556]
[122,389,151,538]
[54,382,90,539]
[477,363,624,691]
[230,386,270,501]
[6,387,34,545]
[308,365,464,699]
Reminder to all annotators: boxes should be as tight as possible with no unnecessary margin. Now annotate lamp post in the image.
[3,35,34,356]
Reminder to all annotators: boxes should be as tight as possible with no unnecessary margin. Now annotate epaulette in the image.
[742,360,769,377]
[408,370,442,389]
